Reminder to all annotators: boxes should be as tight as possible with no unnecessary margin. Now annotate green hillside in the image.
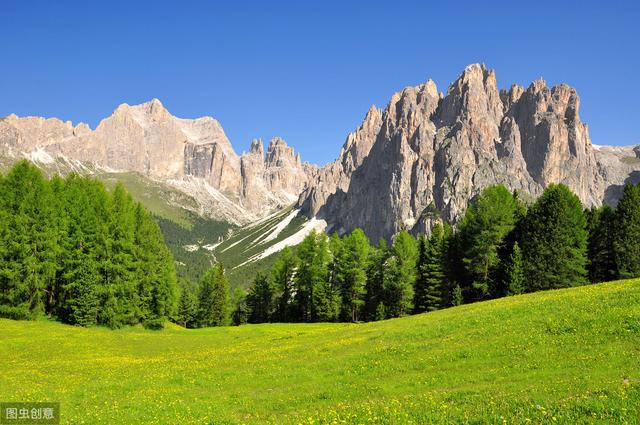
[1,279,639,424]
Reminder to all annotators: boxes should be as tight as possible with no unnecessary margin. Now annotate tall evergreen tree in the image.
[337,229,370,322]
[520,184,588,291]
[383,231,417,318]
[613,183,640,279]
[586,205,617,282]
[271,247,297,322]
[198,263,229,327]
[175,278,199,328]
[504,242,525,295]
[0,161,58,319]
[363,238,389,321]
[458,185,517,300]
[309,232,339,322]
[246,272,275,323]
[413,224,446,313]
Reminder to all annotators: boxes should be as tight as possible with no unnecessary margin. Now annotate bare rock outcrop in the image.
[0,99,315,224]
[299,64,640,241]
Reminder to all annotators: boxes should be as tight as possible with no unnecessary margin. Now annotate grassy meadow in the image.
[1,279,639,424]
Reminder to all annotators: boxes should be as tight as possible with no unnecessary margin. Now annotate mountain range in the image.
[2,63,640,245]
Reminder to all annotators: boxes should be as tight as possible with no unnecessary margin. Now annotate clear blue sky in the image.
[2,1,639,165]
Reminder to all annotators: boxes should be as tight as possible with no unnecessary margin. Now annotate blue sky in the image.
[1,1,638,165]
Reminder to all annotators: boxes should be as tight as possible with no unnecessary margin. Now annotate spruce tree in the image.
[383,231,417,318]
[271,247,297,322]
[363,238,389,321]
[246,272,275,323]
[413,224,446,313]
[310,232,339,322]
[337,228,370,322]
[613,183,640,279]
[504,242,524,295]
[458,185,517,300]
[586,205,617,282]
[198,263,229,327]
[175,279,199,328]
[451,285,463,306]
[520,184,588,291]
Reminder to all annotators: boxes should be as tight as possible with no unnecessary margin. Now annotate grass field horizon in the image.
[1,279,639,424]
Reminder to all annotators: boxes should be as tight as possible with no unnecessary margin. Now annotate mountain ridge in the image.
[298,64,640,240]
[0,99,317,225]
[2,64,640,242]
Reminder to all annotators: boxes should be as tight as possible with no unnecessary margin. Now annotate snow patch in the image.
[260,209,300,244]
[234,217,327,268]
[592,144,602,151]
[183,244,199,252]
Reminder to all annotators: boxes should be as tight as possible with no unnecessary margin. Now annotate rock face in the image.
[0,99,316,224]
[298,64,640,241]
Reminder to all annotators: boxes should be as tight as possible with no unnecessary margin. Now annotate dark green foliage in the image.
[363,238,389,321]
[155,214,232,283]
[0,161,177,328]
[457,185,518,300]
[230,288,248,326]
[520,184,588,291]
[175,278,199,328]
[198,263,229,327]
[413,224,446,313]
[270,247,297,322]
[451,285,463,306]
[504,242,525,296]
[586,205,617,282]
[336,229,370,322]
[383,231,417,318]
[246,272,275,323]
[613,183,640,279]
[242,183,634,325]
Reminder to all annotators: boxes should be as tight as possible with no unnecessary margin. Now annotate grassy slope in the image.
[1,281,639,424]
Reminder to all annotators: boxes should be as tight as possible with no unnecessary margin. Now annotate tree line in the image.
[240,183,640,324]
[2,160,638,329]
[0,161,177,328]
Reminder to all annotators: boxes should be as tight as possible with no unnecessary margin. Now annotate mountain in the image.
[2,64,640,247]
[0,99,317,225]
[298,64,640,241]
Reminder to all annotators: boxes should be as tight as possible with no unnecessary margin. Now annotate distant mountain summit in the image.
[0,99,317,224]
[1,65,639,241]
[297,64,640,241]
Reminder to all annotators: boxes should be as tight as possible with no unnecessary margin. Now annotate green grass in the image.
[1,280,639,424]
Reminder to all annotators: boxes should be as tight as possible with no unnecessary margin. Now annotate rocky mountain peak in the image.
[298,63,639,241]
[266,137,300,167]
[1,101,317,224]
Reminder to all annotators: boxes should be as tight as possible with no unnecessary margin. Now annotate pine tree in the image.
[363,238,389,321]
[0,161,58,320]
[458,185,517,300]
[174,279,198,328]
[413,224,446,313]
[504,242,524,295]
[520,184,588,291]
[383,231,417,318]
[451,284,463,306]
[586,205,617,282]
[198,263,229,327]
[271,247,297,322]
[246,272,275,323]
[310,232,339,322]
[337,228,370,322]
[613,183,640,279]
[230,288,248,326]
